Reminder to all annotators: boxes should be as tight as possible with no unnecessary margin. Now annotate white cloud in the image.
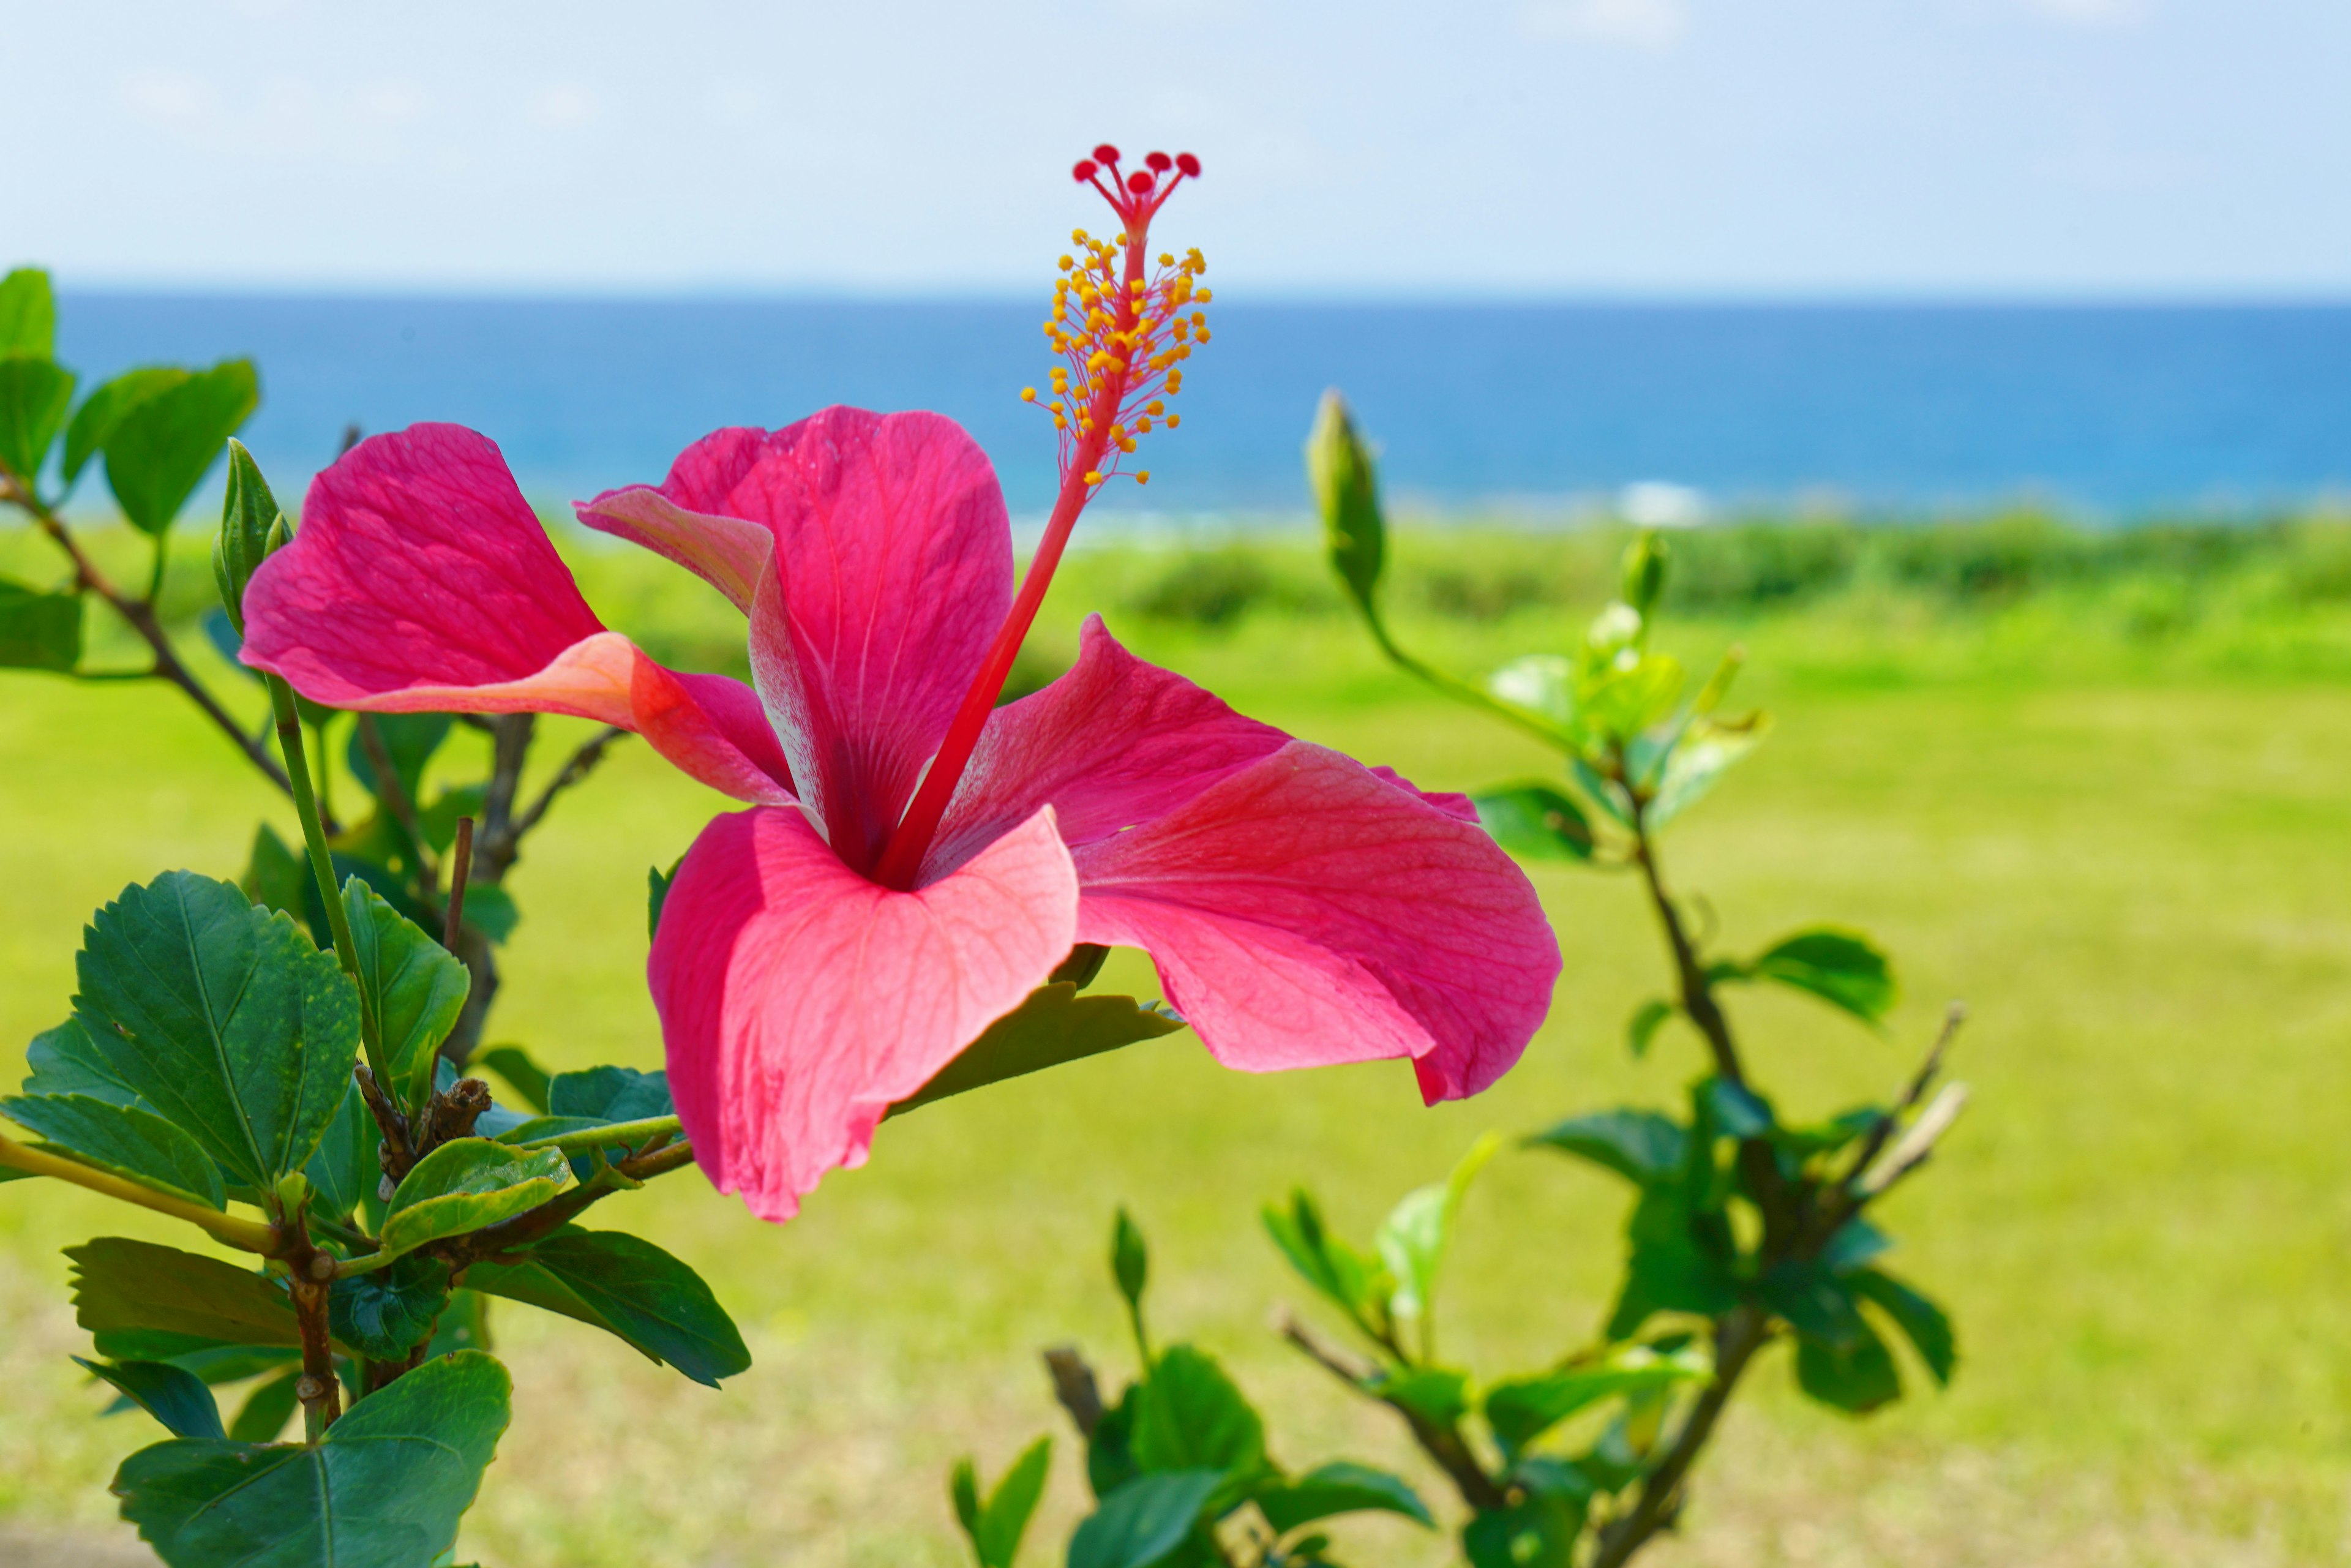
[1518,0,1689,50]
[528,84,598,130]
[119,67,215,126]
[2020,0,2147,28]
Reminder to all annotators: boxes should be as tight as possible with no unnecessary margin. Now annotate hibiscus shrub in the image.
[951,399,1971,1568]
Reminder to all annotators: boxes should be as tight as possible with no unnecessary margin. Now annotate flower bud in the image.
[1307,390,1384,618]
[212,438,282,634]
[1621,530,1668,620]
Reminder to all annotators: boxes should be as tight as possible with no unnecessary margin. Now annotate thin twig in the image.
[508,726,629,844]
[1589,1308,1770,1568]
[354,713,440,904]
[443,816,474,949]
[1277,1310,1509,1511]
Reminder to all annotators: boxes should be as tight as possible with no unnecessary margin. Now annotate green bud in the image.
[214,438,282,634]
[1111,1206,1149,1313]
[271,1169,310,1220]
[1621,530,1668,619]
[1305,389,1385,617]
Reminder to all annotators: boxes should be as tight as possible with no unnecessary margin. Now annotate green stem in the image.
[1361,607,1575,752]
[0,1132,280,1253]
[264,670,390,1091]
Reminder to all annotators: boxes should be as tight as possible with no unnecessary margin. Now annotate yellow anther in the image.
[1084,471,1104,485]
[1195,287,1212,301]
[1059,255,1074,271]
[1136,470,1150,484]
[1136,416,1152,432]
[1053,415,1068,429]
[1166,414,1180,428]
[1191,312,1206,328]
[1146,401,1164,415]
[1021,387,1037,402]
[1087,350,1113,370]
[1159,252,1174,266]
[1108,423,1125,439]
[1073,228,1090,244]
[1194,328,1210,343]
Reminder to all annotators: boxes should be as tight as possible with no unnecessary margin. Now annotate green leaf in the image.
[1087,1384,1141,1499]
[476,1047,551,1114]
[890,981,1185,1117]
[1482,1345,1711,1461]
[965,1435,1054,1568]
[347,713,452,805]
[102,359,260,535]
[331,1253,451,1360]
[1699,1078,1775,1139]
[1112,1207,1149,1316]
[379,1138,567,1259]
[464,1225,749,1387]
[0,576,81,671]
[1794,1315,1903,1414]
[241,823,310,921]
[1131,1344,1265,1476]
[952,1457,983,1545]
[1580,652,1683,743]
[69,1238,299,1350]
[647,857,681,941]
[418,783,487,855]
[342,877,470,1116]
[1472,784,1594,862]
[1527,1109,1686,1188]
[1625,999,1673,1059]
[1051,942,1112,989]
[64,366,184,486]
[70,871,360,1189]
[1645,713,1770,830]
[1741,927,1897,1027]
[460,883,519,945]
[1262,1190,1389,1330]
[1606,1208,1741,1340]
[0,268,55,355]
[114,1349,511,1568]
[1374,1367,1470,1428]
[1256,1461,1431,1533]
[1306,391,1385,617]
[75,1358,225,1439]
[1,1093,227,1209]
[1819,1217,1894,1275]
[1849,1269,1957,1386]
[547,1064,673,1122]
[1760,1260,1869,1349]
[1068,1469,1223,1568]
[21,1016,144,1105]
[1488,655,1577,730]
[303,1079,378,1224]
[1463,1495,1581,1568]
[1376,1132,1499,1326]
[1620,531,1668,618]
[227,1369,303,1443]
[0,354,75,482]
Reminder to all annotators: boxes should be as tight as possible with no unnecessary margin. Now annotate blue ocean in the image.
[51,295,2351,522]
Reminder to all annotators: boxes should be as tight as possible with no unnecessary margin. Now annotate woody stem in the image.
[870,230,1147,891]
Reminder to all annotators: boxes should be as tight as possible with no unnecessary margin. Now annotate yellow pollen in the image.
[1146,400,1164,415]
[1136,416,1152,432]
[1084,471,1103,485]
[1166,414,1180,428]
[1136,470,1150,484]
[1021,387,1037,402]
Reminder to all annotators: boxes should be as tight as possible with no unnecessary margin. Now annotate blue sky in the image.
[5,0,2344,296]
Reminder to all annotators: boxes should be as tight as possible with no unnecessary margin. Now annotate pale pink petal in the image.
[1073,741,1559,1103]
[653,409,1011,872]
[576,471,774,614]
[919,616,1289,882]
[241,423,795,804]
[650,803,1079,1221]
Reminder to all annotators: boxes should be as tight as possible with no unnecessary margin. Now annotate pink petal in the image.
[1369,766,1480,823]
[920,615,1289,882]
[240,423,795,804]
[1073,740,1559,1103]
[650,803,1079,1221]
[576,430,776,612]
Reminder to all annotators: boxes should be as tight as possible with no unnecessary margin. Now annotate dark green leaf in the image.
[1700,1078,1775,1139]
[1087,1384,1141,1499]
[975,1435,1054,1568]
[1744,927,1897,1027]
[1526,1109,1686,1188]
[1051,942,1112,989]
[69,1238,299,1350]
[0,268,54,355]
[21,1016,144,1105]
[1256,1461,1431,1533]
[64,366,184,486]
[418,783,486,855]
[1131,1345,1264,1476]
[1483,1346,1711,1460]
[1307,391,1385,617]
[464,1225,749,1387]
[1,1094,225,1208]
[154,1344,301,1387]
[346,713,452,805]
[1262,1190,1389,1327]
[1819,1218,1894,1275]
[1760,1260,1868,1349]
[1463,1495,1580,1568]
[546,1065,673,1123]
[1794,1316,1903,1414]
[0,576,81,672]
[241,823,310,921]
[647,857,680,941]
[0,355,75,482]
[1374,1367,1469,1428]
[101,359,260,536]
[1375,1133,1499,1324]
[342,877,470,1116]
[380,1138,568,1259]
[227,1370,302,1443]
[1068,1469,1223,1568]
[1625,999,1673,1059]
[1472,784,1594,862]
[303,1079,378,1224]
[952,1455,984,1543]
[331,1254,451,1360]
[1771,1105,1883,1161]
[1606,1223,1741,1340]
[70,871,359,1188]
[890,982,1185,1117]
[460,883,519,945]
[476,1047,550,1114]
[75,1358,225,1439]
[1848,1269,1956,1386]
[113,1349,510,1568]
[1112,1207,1149,1315]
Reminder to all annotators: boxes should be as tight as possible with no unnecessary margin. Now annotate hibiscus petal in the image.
[239,423,796,805]
[1072,740,1559,1103]
[626,409,1010,871]
[576,432,776,613]
[651,804,1079,1221]
[920,615,1289,882]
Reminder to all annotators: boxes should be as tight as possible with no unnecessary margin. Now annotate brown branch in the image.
[442,816,474,948]
[507,725,628,842]
[1043,1346,1106,1438]
[441,1139,696,1268]
[1277,1310,1508,1512]
[282,1214,343,1434]
[1589,1308,1770,1568]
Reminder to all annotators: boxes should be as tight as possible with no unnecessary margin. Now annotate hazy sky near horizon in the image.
[7,0,2345,297]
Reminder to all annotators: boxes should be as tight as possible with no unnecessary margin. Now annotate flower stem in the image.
[0,1132,280,1253]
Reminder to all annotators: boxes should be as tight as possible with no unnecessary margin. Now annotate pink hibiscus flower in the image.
[241,148,1559,1221]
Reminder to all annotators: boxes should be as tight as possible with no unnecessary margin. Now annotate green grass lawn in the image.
[1,530,2347,1566]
